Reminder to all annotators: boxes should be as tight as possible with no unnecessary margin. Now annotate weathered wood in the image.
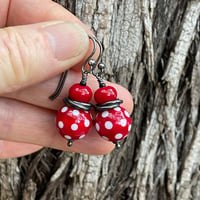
[0,0,199,199]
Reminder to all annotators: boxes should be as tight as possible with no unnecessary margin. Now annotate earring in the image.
[49,36,97,147]
[91,37,132,148]
[49,35,132,148]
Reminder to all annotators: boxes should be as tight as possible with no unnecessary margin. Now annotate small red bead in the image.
[95,106,132,142]
[94,86,117,104]
[69,83,92,103]
[56,106,92,140]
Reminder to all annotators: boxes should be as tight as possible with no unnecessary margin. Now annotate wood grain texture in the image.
[0,0,199,199]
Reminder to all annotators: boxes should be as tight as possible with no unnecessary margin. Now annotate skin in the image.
[0,0,133,158]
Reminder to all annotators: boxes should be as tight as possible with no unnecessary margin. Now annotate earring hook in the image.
[49,70,68,100]
[91,36,104,65]
[81,35,97,74]
[90,37,106,87]
[49,35,103,100]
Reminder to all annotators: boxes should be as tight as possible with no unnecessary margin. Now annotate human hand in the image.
[0,0,133,158]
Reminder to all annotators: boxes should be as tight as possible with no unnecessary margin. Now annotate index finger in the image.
[7,0,87,29]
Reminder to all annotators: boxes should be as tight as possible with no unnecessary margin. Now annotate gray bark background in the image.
[0,0,200,199]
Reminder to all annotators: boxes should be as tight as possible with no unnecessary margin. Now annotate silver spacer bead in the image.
[88,59,96,67]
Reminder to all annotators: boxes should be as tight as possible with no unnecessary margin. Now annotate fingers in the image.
[0,21,89,94]
[0,98,114,155]
[7,0,84,27]
[4,70,134,114]
[0,0,10,27]
[0,140,42,159]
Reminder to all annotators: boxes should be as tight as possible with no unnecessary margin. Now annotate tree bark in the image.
[0,0,200,199]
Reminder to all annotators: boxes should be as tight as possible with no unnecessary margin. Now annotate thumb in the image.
[0,21,89,94]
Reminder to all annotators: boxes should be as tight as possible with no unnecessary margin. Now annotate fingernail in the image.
[44,22,88,61]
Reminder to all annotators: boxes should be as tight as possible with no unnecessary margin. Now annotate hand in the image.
[0,0,133,158]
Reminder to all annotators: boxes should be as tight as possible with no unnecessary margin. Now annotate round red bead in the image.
[94,86,117,104]
[95,106,132,142]
[69,83,92,103]
[56,106,92,140]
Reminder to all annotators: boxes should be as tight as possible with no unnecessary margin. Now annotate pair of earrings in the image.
[49,35,132,148]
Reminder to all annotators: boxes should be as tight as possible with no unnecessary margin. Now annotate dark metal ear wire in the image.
[80,35,97,86]
[49,35,106,100]
[90,37,124,111]
[49,35,98,100]
[90,37,106,87]
[91,36,104,65]
[49,70,68,100]
[81,35,97,74]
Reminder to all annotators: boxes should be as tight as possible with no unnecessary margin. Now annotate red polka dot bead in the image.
[95,106,131,141]
[56,106,92,142]
[56,83,93,146]
[94,86,132,148]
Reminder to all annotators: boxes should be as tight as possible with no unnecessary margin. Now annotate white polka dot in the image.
[120,119,127,127]
[58,121,64,128]
[71,124,78,131]
[72,110,80,116]
[84,119,90,127]
[95,123,100,132]
[114,107,121,111]
[64,135,72,140]
[124,110,130,117]
[79,135,85,139]
[102,136,109,141]
[102,111,109,118]
[115,133,123,139]
[105,121,113,130]
[61,106,68,113]
[128,125,132,131]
